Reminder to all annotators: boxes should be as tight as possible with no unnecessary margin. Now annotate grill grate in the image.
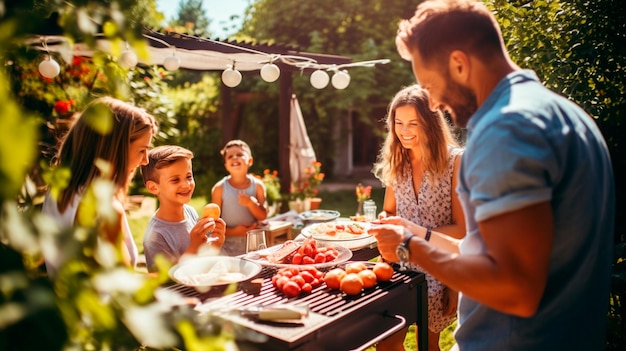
[168,266,418,318]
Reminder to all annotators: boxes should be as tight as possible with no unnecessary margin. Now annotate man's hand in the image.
[368,224,405,262]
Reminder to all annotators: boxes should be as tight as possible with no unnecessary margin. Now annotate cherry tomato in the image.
[314,252,326,263]
[291,253,303,265]
[282,281,301,297]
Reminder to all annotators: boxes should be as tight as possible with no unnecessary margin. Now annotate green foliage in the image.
[487,0,626,241]
[169,0,212,38]
[162,74,223,200]
[0,1,232,350]
[238,0,417,174]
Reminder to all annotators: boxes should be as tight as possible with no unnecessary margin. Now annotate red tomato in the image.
[291,253,303,265]
[303,244,314,257]
[302,256,315,265]
[275,276,289,290]
[300,270,315,283]
[282,281,301,297]
[301,283,313,294]
[291,274,306,287]
[314,252,326,263]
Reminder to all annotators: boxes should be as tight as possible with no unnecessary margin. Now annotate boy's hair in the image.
[220,139,252,159]
[141,145,194,184]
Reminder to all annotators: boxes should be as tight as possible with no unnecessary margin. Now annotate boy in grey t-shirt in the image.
[141,145,225,273]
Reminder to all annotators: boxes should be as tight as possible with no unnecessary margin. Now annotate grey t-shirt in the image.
[143,204,198,272]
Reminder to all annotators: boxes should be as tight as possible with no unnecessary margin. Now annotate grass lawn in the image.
[127,188,456,350]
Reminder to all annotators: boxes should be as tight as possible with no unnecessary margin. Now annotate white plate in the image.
[242,241,352,269]
[301,220,377,250]
[169,256,262,288]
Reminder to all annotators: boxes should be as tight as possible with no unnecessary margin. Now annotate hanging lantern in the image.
[310,70,329,89]
[331,70,351,90]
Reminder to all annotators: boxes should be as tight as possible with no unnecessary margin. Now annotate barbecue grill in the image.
[167,259,427,351]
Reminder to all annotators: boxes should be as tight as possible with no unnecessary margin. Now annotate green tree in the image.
[169,0,212,38]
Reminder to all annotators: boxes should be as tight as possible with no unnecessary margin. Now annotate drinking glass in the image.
[246,229,267,253]
[363,200,377,221]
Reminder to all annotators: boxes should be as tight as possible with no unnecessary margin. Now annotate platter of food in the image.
[169,256,262,289]
[300,220,377,250]
[242,238,352,269]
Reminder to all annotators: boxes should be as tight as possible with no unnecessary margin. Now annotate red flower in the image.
[54,99,75,115]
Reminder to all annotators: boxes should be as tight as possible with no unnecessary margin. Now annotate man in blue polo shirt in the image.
[370,0,615,350]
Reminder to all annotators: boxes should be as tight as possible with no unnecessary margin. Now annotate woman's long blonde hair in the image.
[53,97,158,213]
[373,85,458,187]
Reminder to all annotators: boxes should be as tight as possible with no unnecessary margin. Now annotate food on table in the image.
[349,215,367,222]
[241,278,264,295]
[202,203,221,219]
[340,273,364,295]
[345,262,368,274]
[308,222,367,238]
[263,240,301,263]
[357,269,378,289]
[272,266,324,297]
[261,238,340,265]
[372,262,394,282]
[323,262,395,294]
[174,260,245,285]
[323,268,347,290]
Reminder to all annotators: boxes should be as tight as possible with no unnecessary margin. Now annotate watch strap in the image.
[424,227,432,242]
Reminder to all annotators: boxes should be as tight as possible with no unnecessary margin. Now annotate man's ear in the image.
[145,180,159,195]
[449,50,471,83]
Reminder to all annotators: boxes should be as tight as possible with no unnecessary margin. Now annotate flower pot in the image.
[307,197,322,210]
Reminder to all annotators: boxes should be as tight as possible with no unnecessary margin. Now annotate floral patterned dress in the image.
[392,146,463,333]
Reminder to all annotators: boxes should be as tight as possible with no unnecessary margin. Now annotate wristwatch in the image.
[396,230,414,264]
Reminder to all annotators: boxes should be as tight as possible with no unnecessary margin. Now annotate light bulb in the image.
[260,63,280,82]
[119,49,138,69]
[163,55,181,71]
[331,70,351,90]
[222,67,242,87]
[310,70,329,89]
[39,57,61,78]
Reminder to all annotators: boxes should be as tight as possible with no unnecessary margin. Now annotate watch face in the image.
[396,245,409,263]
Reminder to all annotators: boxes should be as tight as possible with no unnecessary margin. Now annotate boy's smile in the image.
[153,158,195,205]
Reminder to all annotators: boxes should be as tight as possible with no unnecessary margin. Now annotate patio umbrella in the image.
[289,94,316,183]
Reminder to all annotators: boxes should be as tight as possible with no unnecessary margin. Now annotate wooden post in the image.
[278,71,292,199]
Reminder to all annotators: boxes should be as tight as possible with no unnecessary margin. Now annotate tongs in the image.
[239,304,310,321]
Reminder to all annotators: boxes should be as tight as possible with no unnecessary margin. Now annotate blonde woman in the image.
[373,85,465,351]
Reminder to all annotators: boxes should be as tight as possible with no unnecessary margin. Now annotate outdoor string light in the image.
[260,60,280,82]
[38,38,61,79]
[119,42,138,69]
[30,34,390,90]
[331,70,351,90]
[310,69,330,89]
[163,50,181,71]
[222,63,242,87]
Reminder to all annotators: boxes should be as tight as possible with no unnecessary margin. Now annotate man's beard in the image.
[442,75,477,128]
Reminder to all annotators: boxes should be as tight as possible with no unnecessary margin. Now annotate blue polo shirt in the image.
[455,70,614,350]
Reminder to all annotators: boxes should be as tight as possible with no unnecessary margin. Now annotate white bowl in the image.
[169,256,262,289]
